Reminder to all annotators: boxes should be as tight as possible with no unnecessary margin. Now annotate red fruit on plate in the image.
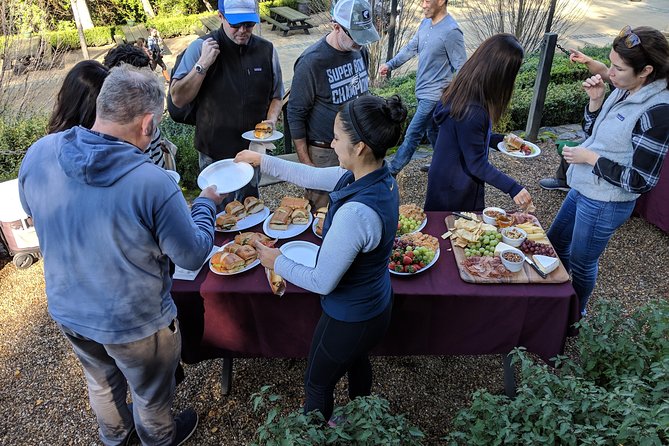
[406,251,415,259]
[402,256,412,265]
[388,261,396,270]
[419,261,425,268]
[413,265,421,272]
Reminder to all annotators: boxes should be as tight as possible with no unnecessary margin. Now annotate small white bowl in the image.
[501,226,527,247]
[482,207,506,225]
[500,248,525,272]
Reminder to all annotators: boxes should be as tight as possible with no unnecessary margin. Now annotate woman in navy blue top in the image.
[424,34,533,212]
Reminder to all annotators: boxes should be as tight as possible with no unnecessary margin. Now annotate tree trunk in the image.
[70,0,89,59]
[141,0,156,17]
[71,0,94,30]
[202,0,214,11]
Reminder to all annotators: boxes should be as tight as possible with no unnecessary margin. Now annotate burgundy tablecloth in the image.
[172,212,579,364]
[634,154,669,234]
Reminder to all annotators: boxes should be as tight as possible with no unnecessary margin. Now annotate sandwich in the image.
[224,200,246,219]
[236,244,258,265]
[210,251,245,273]
[223,243,244,254]
[243,196,264,215]
[216,214,237,231]
[314,206,327,221]
[234,232,276,247]
[279,196,311,212]
[269,206,292,230]
[254,122,273,139]
[266,268,286,296]
[504,133,532,155]
[291,207,309,225]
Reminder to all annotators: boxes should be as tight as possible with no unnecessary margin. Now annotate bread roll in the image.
[279,196,311,212]
[243,196,264,214]
[291,208,309,225]
[216,214,237,231]
[254,122,273,139]
[269,206,292,230]
[224,200,246,218]
[211,251,244,273]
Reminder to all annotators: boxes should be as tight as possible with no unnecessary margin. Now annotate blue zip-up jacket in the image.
[18,126,216,344]
[320,164,399,322]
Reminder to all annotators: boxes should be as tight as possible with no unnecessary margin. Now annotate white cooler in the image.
[0,179,40,268]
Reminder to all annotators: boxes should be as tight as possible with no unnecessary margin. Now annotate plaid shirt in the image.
[583,99,669,194]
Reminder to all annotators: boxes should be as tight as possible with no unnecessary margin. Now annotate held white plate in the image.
[280,241,319,268]
[312,217,323,239]
[497,141,541,159]
[242,130,284,142]
[389,248,441,276]
[197,159,254,193]
[215,206,270,233]
[209,242,260,276]
[262,212,313,239]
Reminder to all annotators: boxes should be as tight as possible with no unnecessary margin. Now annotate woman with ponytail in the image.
[235,95,407,423]
[548,26,669,315]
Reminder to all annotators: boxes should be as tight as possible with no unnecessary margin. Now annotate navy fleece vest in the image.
[320,164,399,322]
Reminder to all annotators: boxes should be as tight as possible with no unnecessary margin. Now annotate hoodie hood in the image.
[433,101,451,126]
[57,126,149,187]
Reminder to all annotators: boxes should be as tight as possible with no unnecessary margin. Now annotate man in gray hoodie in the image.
[379,0,466,175]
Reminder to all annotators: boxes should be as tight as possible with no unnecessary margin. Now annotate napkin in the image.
[173,245,220,281]
[249,141,275,155]
[265,267,286,296]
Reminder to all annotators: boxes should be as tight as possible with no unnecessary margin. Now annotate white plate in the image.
[280,241,319,268]
[209,242,260,276]
[166,170,180,184]
[312,217,323,239]
[397,216,427,236]
[262,212,313,239]
[497,141,541,159]
[215,206,270,233]
[389,248,441,276]
[242,130,284,142]
[197,159,254,193]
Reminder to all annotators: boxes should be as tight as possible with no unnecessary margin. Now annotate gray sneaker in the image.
[173,409,198,445]
[539,178,570,191]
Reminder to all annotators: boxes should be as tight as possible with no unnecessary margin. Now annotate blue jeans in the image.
[547,189,635,313]
[388,98,438,175]
[199,152,261,210]
[61,321,181,446]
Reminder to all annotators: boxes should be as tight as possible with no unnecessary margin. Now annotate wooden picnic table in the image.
[200,15,221,34]
[264,6,313,36]
[120,24,149,45]
[1,36,54,74]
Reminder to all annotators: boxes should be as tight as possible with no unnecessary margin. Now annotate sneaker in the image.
[173,408,198,446]
[420,164,430,173]
[327,415,348,428]
[539,178,570,191]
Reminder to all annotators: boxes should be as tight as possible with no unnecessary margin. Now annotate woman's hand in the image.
[253,240,281,269]
[234,150,262,167]
[563,146,600,166]
[569,48,591,65]
[512,188,532,208]
[583,74,606,110]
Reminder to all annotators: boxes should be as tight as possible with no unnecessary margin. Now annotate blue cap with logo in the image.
[219,0,260,25]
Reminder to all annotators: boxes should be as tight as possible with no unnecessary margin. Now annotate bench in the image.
[261,15,290,34]
[120,24,149,45]
[200,15,221,34]
[1,36,54,74]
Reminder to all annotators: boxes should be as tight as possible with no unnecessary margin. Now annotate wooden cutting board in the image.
[445,215,570,284]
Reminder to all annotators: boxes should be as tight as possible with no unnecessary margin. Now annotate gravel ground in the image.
[1,144,668,445]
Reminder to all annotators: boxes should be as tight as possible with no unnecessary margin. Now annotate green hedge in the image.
[0,115,48,181]
[259,0,299,17]
[45,26,116,50]
[146,12,213,39]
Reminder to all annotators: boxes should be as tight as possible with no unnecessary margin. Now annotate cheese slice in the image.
[533,255,559,274]
[493,242,515,256]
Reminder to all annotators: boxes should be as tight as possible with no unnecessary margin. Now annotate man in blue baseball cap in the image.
[171,0,284,206]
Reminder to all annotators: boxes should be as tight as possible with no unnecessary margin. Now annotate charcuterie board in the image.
[445,215,570,284]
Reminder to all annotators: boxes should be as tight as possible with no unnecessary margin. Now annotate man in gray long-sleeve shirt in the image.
[379,0,466,175]
[288,0,380,209]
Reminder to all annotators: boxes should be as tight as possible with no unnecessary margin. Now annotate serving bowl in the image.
[500,248,525,272]
[482,207,505,225]
[501,226,527,247]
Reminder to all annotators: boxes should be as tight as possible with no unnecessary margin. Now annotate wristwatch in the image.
[194,63,207,75]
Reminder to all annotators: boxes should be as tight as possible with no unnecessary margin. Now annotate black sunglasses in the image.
[229,21,256,29]
[619,25,641,49]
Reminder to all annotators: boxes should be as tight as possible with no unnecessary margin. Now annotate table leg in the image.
[502,353,516,398]
[221,357,233,395]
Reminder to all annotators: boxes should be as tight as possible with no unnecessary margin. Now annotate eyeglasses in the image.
[229,21,256,29]
[619,25,641,49]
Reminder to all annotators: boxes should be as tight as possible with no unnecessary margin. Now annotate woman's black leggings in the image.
[303,299,393,421]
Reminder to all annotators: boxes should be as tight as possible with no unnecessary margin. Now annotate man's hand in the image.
[235,150,262,167]
[199,185,226,205]
[260,119,276,132]
[253,240,281,269]
[198,38,220,70]
[378,63,390,77]
[294,139,315,166]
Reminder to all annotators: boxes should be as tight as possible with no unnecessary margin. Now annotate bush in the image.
[146,13,212,39]
[44,26,116,50]
[151,0,206,16]
[250,385,426,445]
[445,299,669,446]
[0,115,48,181]
[160,116,199,190]
[259,0,299,18]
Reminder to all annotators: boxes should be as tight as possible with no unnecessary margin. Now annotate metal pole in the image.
[385,0,399,79]
[545,0,558,33]
[525,32,557,141]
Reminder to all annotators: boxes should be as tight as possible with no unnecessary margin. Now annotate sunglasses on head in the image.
[229,21,256,29]
[619,25,641,49]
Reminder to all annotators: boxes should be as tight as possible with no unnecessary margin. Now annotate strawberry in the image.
[395,265,404,273]
[407,265,415,274]
[419,261,425,268]
[388,261,396,270]
[402,256,412,265]
[406,251,415,259]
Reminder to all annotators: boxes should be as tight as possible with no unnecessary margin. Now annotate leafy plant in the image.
[250,385,426,445]
[160,116,198,190]
[0,115,48,181]
[444,299,669,446]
